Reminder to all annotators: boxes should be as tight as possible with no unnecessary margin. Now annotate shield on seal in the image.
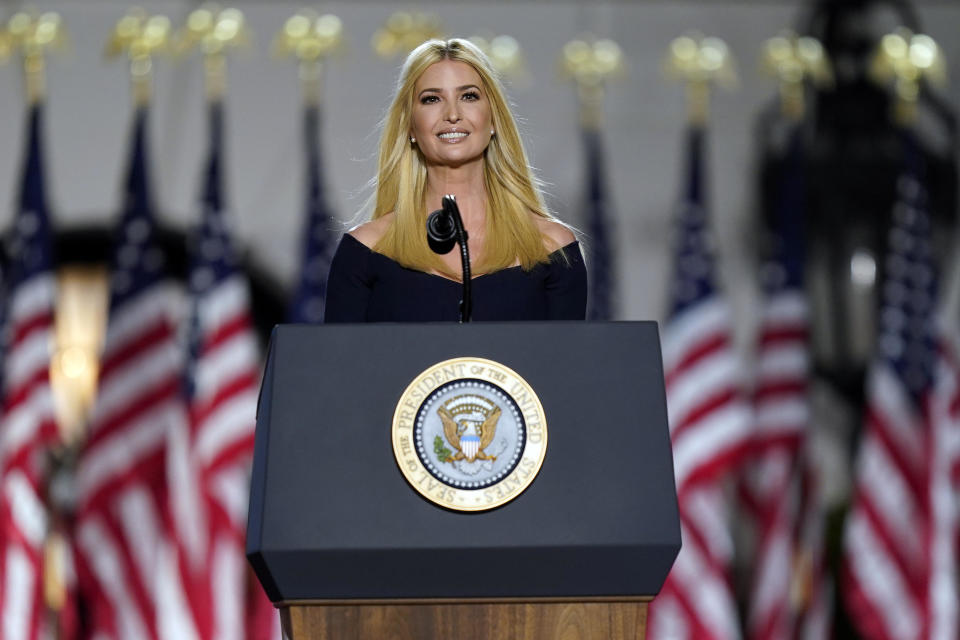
[461,433,481,460]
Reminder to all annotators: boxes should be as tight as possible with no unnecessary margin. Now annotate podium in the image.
[247,323,680,640]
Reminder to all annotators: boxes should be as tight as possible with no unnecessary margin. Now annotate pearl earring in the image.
[490,130,495,136]
[410,136,416,143]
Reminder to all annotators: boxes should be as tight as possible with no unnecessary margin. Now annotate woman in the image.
[324,38,587,322]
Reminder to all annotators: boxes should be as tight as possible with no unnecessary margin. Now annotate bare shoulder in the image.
[348,213,394,248]
[533,215,577,251]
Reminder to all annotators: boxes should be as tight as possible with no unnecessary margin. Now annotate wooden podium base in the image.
[279,599,648,640]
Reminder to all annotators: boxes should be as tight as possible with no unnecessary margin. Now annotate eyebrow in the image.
[417,84,481,98]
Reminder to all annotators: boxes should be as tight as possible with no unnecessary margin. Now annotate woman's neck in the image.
[424,163,487,228]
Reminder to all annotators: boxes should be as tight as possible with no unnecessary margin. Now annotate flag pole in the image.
[50,10,174,439]
[2,11,67,639]
[171,7,267,639]
[561,36,623,321]
[275,11,344,325]
[47,10,173,448]
[842,29,952,640]
[646,32,752,640]
[2,12,69,432]
[743,31,834,640]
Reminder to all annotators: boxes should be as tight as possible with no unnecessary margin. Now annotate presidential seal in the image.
[392,357,547,511]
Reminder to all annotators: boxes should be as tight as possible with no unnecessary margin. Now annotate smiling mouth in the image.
[437,132,469,142]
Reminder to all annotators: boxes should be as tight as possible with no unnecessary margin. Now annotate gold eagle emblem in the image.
[438,403,500,463]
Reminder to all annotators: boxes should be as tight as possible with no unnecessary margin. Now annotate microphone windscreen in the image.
[426,208,457,254]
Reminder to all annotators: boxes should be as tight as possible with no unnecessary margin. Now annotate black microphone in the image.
[424,195,472,322]
[426,205,457,254]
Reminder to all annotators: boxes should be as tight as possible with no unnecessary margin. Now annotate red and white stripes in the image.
[194,277,260,640]
[751,291,809,452]
[191,277,259,478]
[740,288,815,640]
[162,272,261,640]
[650,484,742,640]
[1,271,58,640]
[662,299,753,489]
[649,298,752,640]
[928,337,960,640]
[843,362,932,640]
[75,283,185,640]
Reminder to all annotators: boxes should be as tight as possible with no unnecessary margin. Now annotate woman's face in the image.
[410,60,493,169]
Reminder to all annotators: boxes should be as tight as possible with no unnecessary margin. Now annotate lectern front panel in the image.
[247,322,679,602]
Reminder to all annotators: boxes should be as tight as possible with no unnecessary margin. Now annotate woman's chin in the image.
[424,150,486,170]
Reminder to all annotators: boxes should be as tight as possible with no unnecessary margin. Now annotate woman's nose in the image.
[444,101,461,122]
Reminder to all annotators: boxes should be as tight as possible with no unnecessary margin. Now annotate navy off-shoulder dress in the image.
[324,234,587,322]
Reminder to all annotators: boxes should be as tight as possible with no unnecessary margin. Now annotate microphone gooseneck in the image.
[425,195,472,322]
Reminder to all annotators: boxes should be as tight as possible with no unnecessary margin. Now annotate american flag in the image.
[0,103,59,640]
[841,130,957,640]
[583,128,615,321]
[74,106,186,639]
[176,100,263,639]
[929,333,960,640]
[647,126,752,640]
[288,104,336,324]
[739,129,830,640]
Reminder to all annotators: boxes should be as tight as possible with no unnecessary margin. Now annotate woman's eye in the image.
[462,91,480,101]
[420,95,439,104]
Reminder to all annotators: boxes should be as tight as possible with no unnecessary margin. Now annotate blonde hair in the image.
[370,38,557,275]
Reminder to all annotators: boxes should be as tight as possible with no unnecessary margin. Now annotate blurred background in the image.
[0,0,958,639]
